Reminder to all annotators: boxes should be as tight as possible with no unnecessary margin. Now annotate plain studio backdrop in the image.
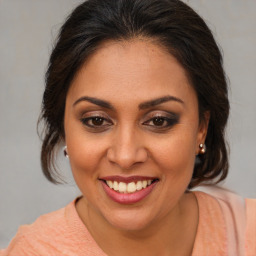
[0,0,255,248]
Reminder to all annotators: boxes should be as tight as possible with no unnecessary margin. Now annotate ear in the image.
[196,111,210,155]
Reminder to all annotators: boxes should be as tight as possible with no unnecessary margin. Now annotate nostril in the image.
[106,142,148,169]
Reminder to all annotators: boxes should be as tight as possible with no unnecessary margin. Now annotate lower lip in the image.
[101,180,158,204]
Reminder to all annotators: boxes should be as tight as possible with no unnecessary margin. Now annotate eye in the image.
[80,116,113,129]
[146,117,173,127]
[150,117,166,126]
[142,113,179,130]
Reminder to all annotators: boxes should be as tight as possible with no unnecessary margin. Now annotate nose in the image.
[107,127,148,169]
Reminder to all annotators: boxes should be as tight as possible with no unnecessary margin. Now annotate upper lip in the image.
[99,175,159,183]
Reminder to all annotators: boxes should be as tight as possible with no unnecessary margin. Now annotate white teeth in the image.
[106,180,113,189]
[142,180,147,188]
[127,182,136,193]
[136,181,142,191]
[106,179,155,193]
[118,182,127,193]
[113,181,119,191]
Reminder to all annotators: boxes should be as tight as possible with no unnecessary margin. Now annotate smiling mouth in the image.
[102,179,159,194]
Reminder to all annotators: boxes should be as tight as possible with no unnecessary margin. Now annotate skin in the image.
[64,39,209,256]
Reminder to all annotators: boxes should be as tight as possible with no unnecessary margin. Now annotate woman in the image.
[1,0,255,255]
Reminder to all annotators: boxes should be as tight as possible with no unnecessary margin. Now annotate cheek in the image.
[66,132,107,181]
[65,115,106,173]
[67,138,104,200]
[151,130,197,179]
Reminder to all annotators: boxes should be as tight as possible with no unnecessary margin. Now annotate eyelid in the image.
[79,110,114,128]
[81,116,112,125]
[141,110,179,128]
[80,110,111,119]
[143,110,179,120]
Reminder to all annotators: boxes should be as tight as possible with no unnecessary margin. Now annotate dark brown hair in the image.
[40,0,229,188]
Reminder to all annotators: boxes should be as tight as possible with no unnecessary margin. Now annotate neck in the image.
[76,192,198,256]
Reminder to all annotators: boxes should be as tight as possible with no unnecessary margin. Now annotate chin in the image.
[102,208,156,232]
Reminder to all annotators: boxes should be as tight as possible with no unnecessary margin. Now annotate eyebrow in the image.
[73,96,114,109]
[138,95,184,109]
[73,95,184,109]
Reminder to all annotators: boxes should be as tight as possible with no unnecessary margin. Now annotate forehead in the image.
[67,39,197,108]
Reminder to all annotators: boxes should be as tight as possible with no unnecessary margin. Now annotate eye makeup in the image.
[142,111,180,132]
[79,110,114,132]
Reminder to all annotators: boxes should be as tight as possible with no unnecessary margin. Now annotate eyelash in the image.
[80,116,113,129]
[142,116,178,129]
[80,114,179,132]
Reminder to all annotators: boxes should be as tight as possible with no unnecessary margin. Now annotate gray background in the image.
[0,0,255,248]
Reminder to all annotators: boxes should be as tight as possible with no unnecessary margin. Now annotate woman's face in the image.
[64,40,208,231]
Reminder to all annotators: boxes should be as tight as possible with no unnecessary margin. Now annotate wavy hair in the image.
[39,0,229,188]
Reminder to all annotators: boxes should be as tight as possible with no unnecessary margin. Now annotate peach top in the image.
[1,190,256,256]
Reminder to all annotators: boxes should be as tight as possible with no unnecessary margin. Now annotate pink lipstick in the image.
[100,175,158,183]
[100,176,159,204]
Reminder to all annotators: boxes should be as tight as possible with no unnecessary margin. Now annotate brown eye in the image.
[91,117,104,126]
[142,113,179,131]
[152,117,165,126]
[80,115,113,130]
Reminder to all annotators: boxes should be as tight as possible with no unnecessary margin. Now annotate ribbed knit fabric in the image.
[245,198,256,255]
[1,199,107,256]
[191,192,227,255]
[1,191,256,256]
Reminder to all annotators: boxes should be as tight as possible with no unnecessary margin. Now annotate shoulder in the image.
[18,204,68,238]
[2,202,72,255]
[192,189,227,255]
[245,198,256,254]
[2,199,107,256]
[245,197,256,217]
[193,186,256,255]
[193,185,247,215]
